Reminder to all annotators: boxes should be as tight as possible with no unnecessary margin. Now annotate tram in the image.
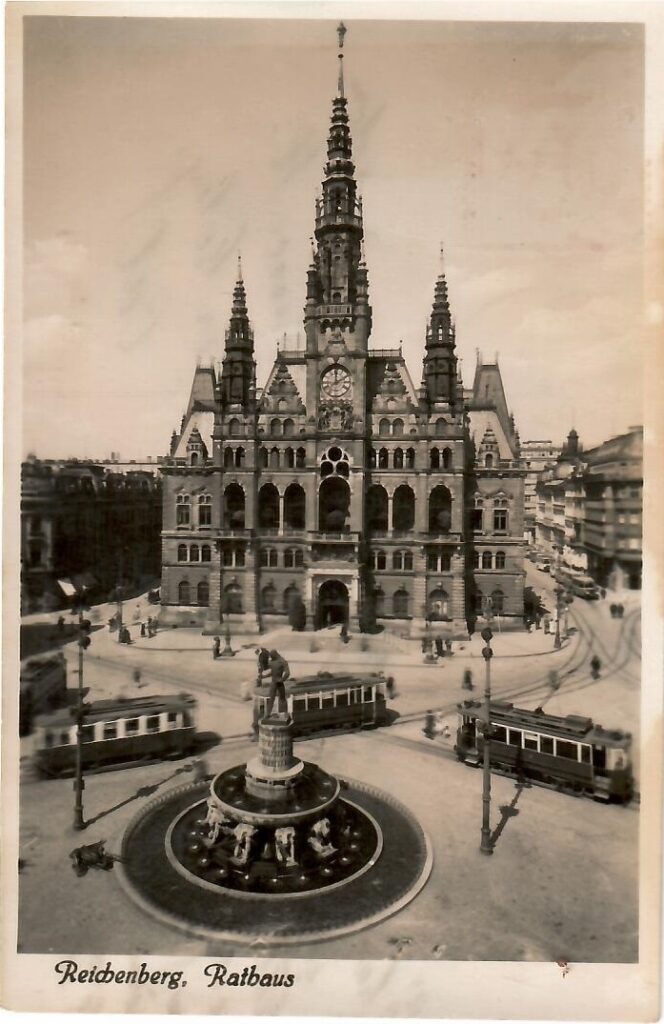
[20,653,68,736]
[34,693,198,777]
[254,671,390,737]
[455,699,633,802]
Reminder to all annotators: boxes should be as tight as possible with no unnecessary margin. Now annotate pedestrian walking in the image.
[609,603,617,619]
[462,668,473,692]
[385,676,396,700]
[140,622,146,638]
[548,669,560,692]
[435,637,445,659]
[590,654,601,679]
[543,615,550,635]
[132,668,143,688]
[445,639,453,656]
[147,616,153,637]
[264,650,291,718]
[423,710,436,740]
[57,615,65,634]
[535,610,542,630]
[255,646,271,684]
[212,636,221,660]
[340,623,350,644]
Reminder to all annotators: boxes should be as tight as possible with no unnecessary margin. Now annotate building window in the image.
[393,447,404,469]
[198,495,212,526]
[282,418,295,437]
[392,551,403,571]
[176,494,190,526]
[428,588,449,619]
[296,447,306,469]
[224,448,234,469]
[177,544,187,562]
[482,551,493,569]
[261,584,276,613]
[371,550,386,571]
[493,508,508,532]
[374,588,385,616]
[495,551,506,569]
[393,589,409,617]
[491,589,505,614]
[378,448,389,469]
[403,552,413,571]
[178,580,190,605]
[222,547,233,567]
[378,418,390,437]
[269,549,279,567]
[406,448,415,469]
[442,448,452,470]
[427,552,438,572]
[260,549,269,568]
[228,418,241,437]
[201,545,211,562]
[485,454,494,468]
[294,549,304,567]
[430,448,440,470]
[235,446,245,467]
[224,584,243,615]
[197,580,209,607]
[190,544,200,562]
[392,419,404,437]
[236,547,245,567]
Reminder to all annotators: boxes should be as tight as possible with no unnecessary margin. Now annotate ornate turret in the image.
[304,23,372,353]
[219,256,256,409]
[422,247,459,407]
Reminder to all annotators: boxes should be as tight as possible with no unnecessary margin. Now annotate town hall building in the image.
[160,25,525,636]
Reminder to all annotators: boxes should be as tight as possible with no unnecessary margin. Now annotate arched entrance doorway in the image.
[316,579,349,629]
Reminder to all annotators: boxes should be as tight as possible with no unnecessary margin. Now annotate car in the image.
[535,561,551,573]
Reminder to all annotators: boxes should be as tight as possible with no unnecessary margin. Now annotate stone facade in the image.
[160,29,525,635]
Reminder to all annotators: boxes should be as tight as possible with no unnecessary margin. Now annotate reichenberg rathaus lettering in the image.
[160,23,526,637]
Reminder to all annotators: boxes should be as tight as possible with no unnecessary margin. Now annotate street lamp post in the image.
[553,585,564,650]
[73,593,92,831]
[479,624,494,856]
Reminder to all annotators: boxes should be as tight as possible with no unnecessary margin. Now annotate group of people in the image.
[609,603,625,619]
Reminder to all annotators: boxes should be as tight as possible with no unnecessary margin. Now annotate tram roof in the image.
[36,692,196,727]
[457,699,630,746]
[285,672,385,693]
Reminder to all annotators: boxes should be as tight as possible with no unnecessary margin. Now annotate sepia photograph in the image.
[3,3,663,1019]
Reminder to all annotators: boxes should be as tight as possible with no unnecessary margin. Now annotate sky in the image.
[22,15,645,459]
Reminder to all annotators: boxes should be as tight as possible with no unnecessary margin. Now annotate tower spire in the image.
[422,245,458,408]
[337,21,347,97]
[220,266,255,409]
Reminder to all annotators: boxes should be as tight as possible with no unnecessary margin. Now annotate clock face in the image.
[321,365,352,400]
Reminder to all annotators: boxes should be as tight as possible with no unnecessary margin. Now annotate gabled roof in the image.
[185,366,217,418]
[366,355,418,410]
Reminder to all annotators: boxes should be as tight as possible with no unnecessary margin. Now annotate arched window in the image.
[177,544,187,562]
[224,583,243,615]
[284,447,295,469]
[190,544,200,562]
[495,551,506,569]
[491,589,505,614]
[190,452,199,467]
[284,483,306,531]
[224,448,234,468]
[406,448,415,470]
[378,448,389,469]
[235,447,245,468]
[198,494,211,526]
[403,551,413,571]
[393,484,415,532]
[258,483,280,530]
[392,418,404,437]
[178,580,190,605]
[176,494,190,526]
[269,549,279,567]
[428,485,452,534]
[296,447,306,469]
[393,589,409,617]
[294,550,304,567]
[284,583,300,614]
[284,548,295,568]
[261,584,276,613]
[393,447,404,469]
[197,580,209,607]
[201,545,211,562]
[374,588,385,617]
[259,549,269,568]
[224,484,245,529]
[282,418,295,437]
[378,418,390,437]
[485,453,494,468]
[319,476,350,532]
[366,485,389,534]
[392,551,403,571]
[259,447,268,469]
[442,448,452,470]
[430,448,440,470]
[371,550,386,571]
[482,551,493,569]
[428,588,449,619]
[269,447,280,469]
[228,418,241,437]
[270,419,282,437]
[435,419,446,437]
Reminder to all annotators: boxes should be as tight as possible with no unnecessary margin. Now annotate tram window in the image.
[556,739,578,761]
[363,687,373,702]
[81,725,95,743]
[167,712,178,727]
[44,731,54,748]
[182,710,193,727]
[580,745,591,764]
[125,718,140,735]
[146,715,160,734]
[492,725,507,743]
[508,729,522,747]
[103,723,117,741]
[322,694,334,709]
[540,736,554,755]
[336,692,349,707]
[307,695,321,711]
[293,698,307,713]
[524,732,539,751]
[60,730,72,745]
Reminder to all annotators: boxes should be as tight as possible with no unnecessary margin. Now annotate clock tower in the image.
[304,21,372,434]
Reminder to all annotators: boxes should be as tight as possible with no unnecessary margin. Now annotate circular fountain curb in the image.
[116,778,433,946]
